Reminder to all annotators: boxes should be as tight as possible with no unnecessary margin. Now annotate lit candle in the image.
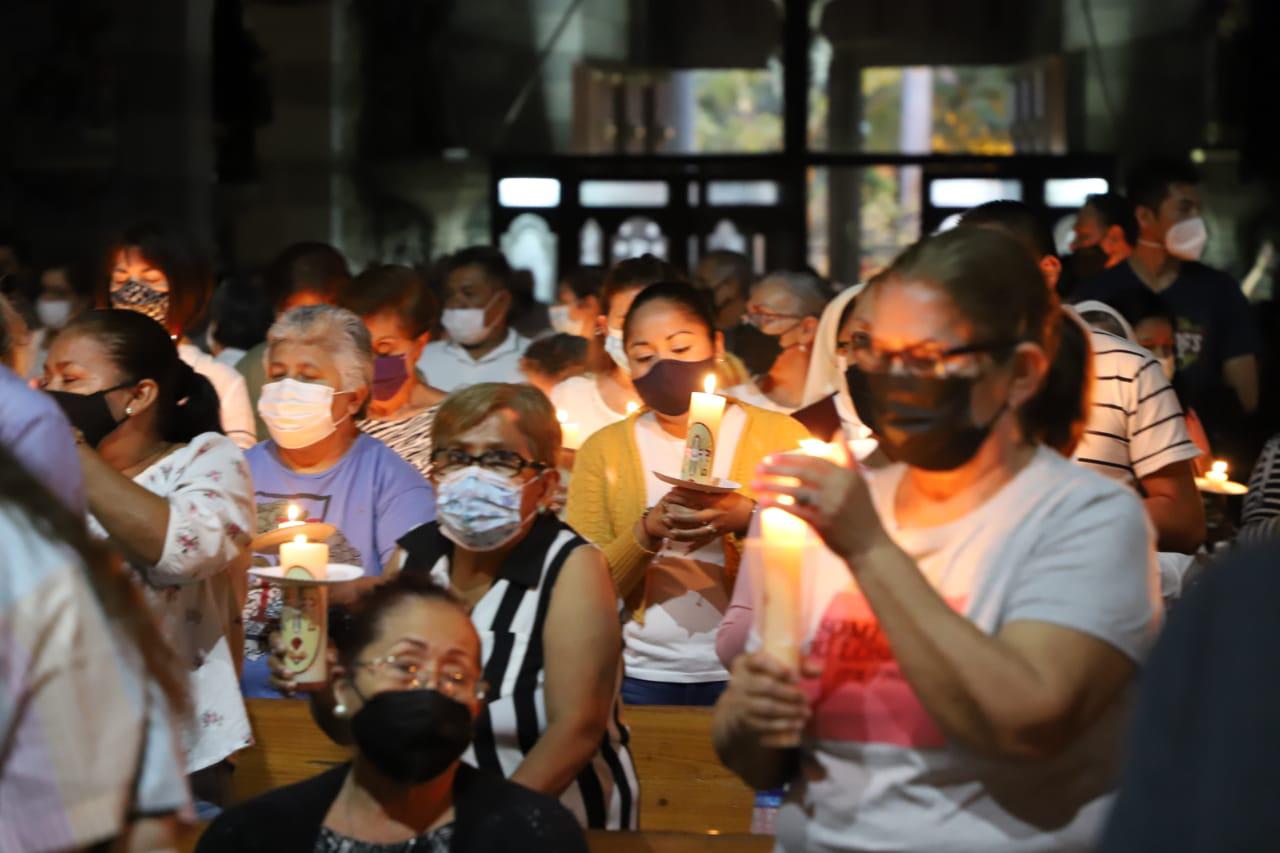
[278,503,304,529]
[1207,460,1229,482]
[760,507,808,672]
[798,437,843,463]
[557,409,584,451]
[279,533,328,581]
[681,374,726,483]
[625,401,639,416]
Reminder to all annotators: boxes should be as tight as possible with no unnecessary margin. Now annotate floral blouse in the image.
[89,432,255,774]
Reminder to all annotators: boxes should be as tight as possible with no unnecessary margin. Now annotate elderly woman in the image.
[727,270,831,413]
[713,228,1156,851]
[272,383,638,830]
[101,222,255,448]
[42,308,254,815]
[240,304,435,698]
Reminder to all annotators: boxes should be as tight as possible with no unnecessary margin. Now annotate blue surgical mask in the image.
[437,466,539,552]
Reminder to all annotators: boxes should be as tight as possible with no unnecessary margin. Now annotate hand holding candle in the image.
[557,409,584,451]
[681,374,726,484]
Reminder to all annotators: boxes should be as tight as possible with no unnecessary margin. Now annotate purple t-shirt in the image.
[240,433,435,697]
[0,365,85,515]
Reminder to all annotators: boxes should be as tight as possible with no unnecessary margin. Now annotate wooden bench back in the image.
[235,699,756,834]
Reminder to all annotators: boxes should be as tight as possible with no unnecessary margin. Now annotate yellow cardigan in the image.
[565,399,812,622]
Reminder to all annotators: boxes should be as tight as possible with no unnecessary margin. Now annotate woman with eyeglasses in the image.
[726,271,831,413]
[712,228,1158,851]
[200,573,588,852]
[240,304,435,699]
[271,382,638,830]
[566,281,811,707]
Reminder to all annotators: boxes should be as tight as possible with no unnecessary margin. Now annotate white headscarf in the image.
[1071,299,1136,342]
[801,282,866,407]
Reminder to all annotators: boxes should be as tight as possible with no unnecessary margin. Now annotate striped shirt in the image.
[358,406,437,479]
[1240,435,1280,545]
[399,516,638,830]
[1073,329,1200,487]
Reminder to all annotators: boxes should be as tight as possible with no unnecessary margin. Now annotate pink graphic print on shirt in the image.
[803,589,968,749]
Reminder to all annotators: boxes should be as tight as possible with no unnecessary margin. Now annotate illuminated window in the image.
[580,181,670,208]
[500,214,558,303]
[706,180,781,206]
[497,178,561,208]
[1045,177,1108,208]
[928,178,1023,209]
[612,217,668,261]
[580,219,603,266]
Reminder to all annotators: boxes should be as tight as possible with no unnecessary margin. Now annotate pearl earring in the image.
[333,702,348,717]
[125,405,134,417]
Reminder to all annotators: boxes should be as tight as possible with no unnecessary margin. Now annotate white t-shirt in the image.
[759,447,1159,852]
[727,381,793,414]
[416,328,530,392]
[178,343,256,450]
[626,406,747,683]
[549,375,628,444]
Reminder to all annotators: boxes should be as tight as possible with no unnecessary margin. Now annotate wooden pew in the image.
[586,831,772,852]
[233,699,757,835]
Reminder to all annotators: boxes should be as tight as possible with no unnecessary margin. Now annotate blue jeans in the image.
[621,676,727,707]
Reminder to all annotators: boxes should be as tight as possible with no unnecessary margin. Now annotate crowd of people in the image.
[2,154,1278,852]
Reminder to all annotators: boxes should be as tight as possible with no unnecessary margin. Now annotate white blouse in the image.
[89,432,255,774]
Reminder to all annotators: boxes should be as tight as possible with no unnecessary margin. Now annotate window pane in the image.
[580,180,670,208]
[706,180,781,206]
[808,166,922,284]
[500,214,558,303]
[928,178,1023,208]
[1045,177,1109,208]
[498,178,561,208]
[612,216,668,262]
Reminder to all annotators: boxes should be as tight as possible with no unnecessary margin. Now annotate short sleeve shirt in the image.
[773,448,1160,852]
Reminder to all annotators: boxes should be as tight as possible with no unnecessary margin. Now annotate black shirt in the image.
[196,763,588,853]
[1072,259,1259,442]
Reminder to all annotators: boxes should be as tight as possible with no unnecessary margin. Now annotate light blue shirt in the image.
[0,364,85,515]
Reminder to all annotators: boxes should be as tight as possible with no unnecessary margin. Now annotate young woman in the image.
[200,574,587,852]
[713,227,1158,851]
[99,223,256,448]
[43,309,255,815]
[566,282,810,706]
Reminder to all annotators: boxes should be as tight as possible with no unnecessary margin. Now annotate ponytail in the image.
[1022,310,1092,456]
[167,359,223,444]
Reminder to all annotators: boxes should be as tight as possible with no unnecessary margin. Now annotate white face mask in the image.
[1163,216,1208,261]
[258,377,350,449]
[36,299,73,330]
[441,294,499,345]
[604,328,630,374]
[547,304,581,337]
[437,465,539,552]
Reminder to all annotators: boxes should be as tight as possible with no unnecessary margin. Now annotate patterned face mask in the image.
[111,279,170,326]
[436,465,539,552]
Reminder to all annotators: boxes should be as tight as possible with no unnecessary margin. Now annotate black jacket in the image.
[196,763,588,853]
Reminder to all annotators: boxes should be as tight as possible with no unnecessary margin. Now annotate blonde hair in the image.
[266,304,373,392]
[432,383,560,467]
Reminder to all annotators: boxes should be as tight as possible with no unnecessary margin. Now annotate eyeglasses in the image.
[746,307,805,330]
[846,330,1017,378]
[353,654,488,701]
[430,448,548,478]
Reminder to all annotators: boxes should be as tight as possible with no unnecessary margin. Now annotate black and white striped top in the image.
[358,406,437,479]
[1073,329,1200,487]
[1240,435,1280,545]
[397,516,638,830]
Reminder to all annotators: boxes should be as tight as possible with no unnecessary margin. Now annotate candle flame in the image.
[1212,460,1228,475]
[286,504,300,522]
[625,401,639,415]
[556,409,570,424]
[703,374,716,395]
[293,534,307,545]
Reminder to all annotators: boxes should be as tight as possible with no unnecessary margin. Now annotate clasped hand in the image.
[642,487,755,548]
[751,454,889,563]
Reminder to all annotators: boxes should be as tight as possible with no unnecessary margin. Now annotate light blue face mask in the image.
[604,328,630,374]
[437,466,540,552]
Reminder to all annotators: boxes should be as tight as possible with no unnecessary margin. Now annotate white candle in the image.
[798,438,843,464]
[278,503,304,529]
[280,585,328,688]
[557,409,584,451]
[279,533,328,581]
[681,374,726,483]
[760,507,808,672]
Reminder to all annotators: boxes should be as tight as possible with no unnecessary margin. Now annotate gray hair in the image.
[265,304,373,392]
[755,270,831,318]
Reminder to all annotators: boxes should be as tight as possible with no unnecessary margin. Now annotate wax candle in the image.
[681,374,726,483]
[278,503,304,529]
[279,533,328,581]
[798,438,842,463]
[557,410,584,451]
[760,507,808,672]
[280,585,328,688]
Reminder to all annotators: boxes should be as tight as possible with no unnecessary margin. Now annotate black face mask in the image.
[350,689,474,784]
[632,356,719,416]
[844,364,1003,471]
[1068,245,1109,283]
[47,384,131,448]
[732,321,785,376]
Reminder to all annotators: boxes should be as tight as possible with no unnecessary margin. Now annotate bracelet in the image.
[633,508,658,554]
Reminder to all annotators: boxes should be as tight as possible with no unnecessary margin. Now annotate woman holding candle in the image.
[336,264,445,478]
[41,308,255,816]
[566,281,810,706]
[240,304,435,699]
[712,228,1158,851]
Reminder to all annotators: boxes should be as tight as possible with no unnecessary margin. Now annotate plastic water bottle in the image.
[751,788,785,835]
